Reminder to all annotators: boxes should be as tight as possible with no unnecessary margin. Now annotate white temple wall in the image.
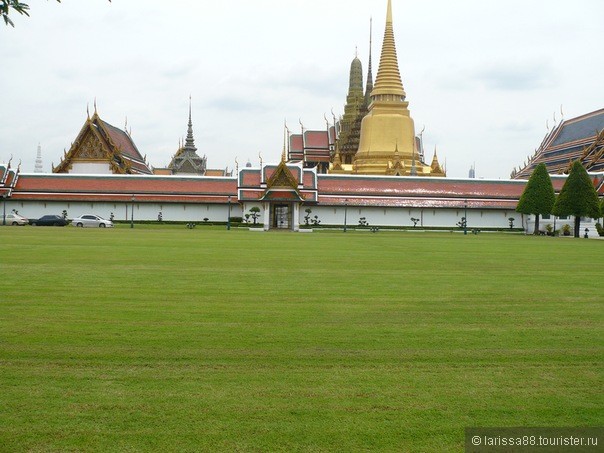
[304,205,520,229]
[8,198,599,232]
[4,200,242,223]
[523,214,599,235]
[68,162,113,174]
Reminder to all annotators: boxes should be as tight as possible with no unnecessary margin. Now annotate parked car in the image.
[31,215,69,226]
[72,214,114,228]
[3,213,29,226]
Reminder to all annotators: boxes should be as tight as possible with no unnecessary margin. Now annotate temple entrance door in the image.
[273,204,291,230]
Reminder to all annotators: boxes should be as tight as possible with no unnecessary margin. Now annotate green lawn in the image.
[0,227,602,452]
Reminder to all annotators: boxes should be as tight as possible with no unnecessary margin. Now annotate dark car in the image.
[31,215,69,226]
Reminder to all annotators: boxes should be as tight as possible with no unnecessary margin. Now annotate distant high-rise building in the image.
[469,164,476,179]
[34,143,44,173]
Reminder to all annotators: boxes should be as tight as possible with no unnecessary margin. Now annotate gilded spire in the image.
[372,0,405,99]
[431,146,444,175]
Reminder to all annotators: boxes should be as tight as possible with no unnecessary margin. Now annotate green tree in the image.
[1,0,30,26]
[552,161,601,237]
[516,163,555,234]
[2,0,109,27]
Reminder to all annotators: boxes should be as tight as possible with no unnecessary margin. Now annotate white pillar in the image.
[292,203,300,232]
[263,202,270,231]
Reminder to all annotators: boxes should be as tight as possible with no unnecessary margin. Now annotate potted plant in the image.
[561,224,571,236]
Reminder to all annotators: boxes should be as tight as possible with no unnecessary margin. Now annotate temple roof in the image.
[551,110,604,147]
[304,130,330,149]
[98,119,146,163]
[288,130,332,166]
[53,112,152,175]
[0,164,18,197]
[168,100,207,175]
[316,174,580,209]
[513,108,604,178]
[11,173,235,204]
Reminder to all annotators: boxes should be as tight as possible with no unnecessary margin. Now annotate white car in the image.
[4,213,29,226]
[72,214,114,228]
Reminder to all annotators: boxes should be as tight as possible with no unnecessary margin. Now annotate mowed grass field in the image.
[0,226,602,452]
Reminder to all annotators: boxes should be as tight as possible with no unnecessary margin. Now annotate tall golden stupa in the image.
[348,0,444,176]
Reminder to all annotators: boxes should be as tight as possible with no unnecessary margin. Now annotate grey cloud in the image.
[474,60,556,91]
[204,96,267,112]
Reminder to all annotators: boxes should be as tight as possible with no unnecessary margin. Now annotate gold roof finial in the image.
[282,121,287,162]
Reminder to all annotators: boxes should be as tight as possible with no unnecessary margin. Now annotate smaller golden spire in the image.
[431,146,444,175]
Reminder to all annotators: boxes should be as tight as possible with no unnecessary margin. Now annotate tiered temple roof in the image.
[287,126,336,173]
[512,108,604,179]
[168,100,207,175]
[53,112,152,175]
[0,163,19,198]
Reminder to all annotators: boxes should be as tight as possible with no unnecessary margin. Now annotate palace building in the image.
[2,0,602,233]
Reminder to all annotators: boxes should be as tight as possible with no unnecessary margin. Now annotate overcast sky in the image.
[1,0,602,179]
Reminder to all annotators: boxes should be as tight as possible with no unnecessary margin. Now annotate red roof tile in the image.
[318,175,530,199]
[13,174,237,203]
[289,135,303,151]
[99,119,145,163]
[304,130,329,149]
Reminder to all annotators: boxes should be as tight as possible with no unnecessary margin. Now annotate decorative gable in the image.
[261,160,304,202]
[74,131,107,160]
[266,161,299,189]
[53,112,152,175]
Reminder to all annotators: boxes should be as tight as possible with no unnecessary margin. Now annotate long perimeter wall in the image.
[2,167,603,231]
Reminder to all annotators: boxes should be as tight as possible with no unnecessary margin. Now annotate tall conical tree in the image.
[552,160,601,237]
[516,163,555,234]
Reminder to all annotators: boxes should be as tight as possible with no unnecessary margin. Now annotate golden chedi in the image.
[354,0,440,176]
